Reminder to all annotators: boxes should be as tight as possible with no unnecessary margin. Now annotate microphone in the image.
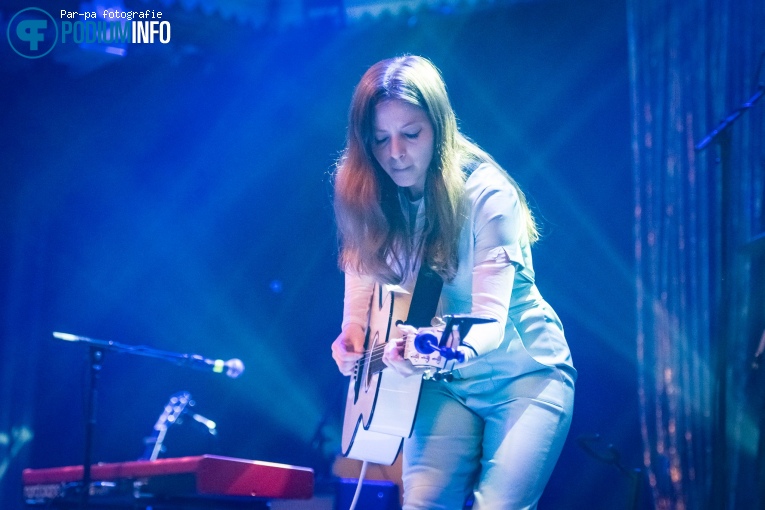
[53,332,90,342]
[190,413,218,435]
[413,332,464,362]
[180,355,245,378]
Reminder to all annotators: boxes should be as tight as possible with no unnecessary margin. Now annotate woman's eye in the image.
[404,132,420,139]
[374,137,388,145]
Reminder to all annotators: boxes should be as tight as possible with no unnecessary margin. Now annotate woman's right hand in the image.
[331,324,366,376]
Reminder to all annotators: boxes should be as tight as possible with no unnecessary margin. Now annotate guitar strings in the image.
[354,344,387,372]
[358,338,422,366]
[359,352,386,366]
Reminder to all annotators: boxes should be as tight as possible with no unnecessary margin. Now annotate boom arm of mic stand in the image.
[52,332,224,372]
[695,85,764,151]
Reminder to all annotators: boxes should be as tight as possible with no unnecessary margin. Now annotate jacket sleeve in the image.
[461,167,525,357]
[341,271,375,332]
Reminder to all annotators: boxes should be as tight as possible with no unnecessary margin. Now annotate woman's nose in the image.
[390,136,405,160]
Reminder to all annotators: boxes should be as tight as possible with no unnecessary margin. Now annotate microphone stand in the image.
[577,434,642,510]
[52,332,237,510]
[80,347,102,510]
[695,80,764,510]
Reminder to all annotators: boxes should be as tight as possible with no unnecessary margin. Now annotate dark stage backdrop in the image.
[0,0,641,508]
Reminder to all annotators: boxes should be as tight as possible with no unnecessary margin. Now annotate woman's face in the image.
[371,99,435,201]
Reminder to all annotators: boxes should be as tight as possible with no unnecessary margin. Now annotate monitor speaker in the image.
[334,478,400,510]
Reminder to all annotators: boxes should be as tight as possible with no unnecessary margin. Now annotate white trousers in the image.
[402,367,575,510]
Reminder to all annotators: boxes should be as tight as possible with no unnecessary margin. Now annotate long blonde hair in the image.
[334,55,537,284]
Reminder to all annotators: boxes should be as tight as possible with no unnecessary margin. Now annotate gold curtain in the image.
[628,0,764,508]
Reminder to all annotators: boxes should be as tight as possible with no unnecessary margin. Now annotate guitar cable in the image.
[348,460,369,510]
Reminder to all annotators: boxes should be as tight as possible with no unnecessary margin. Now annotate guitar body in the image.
[340,283,423,465]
